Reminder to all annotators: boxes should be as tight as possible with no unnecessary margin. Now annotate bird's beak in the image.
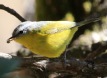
[7,36,15,43]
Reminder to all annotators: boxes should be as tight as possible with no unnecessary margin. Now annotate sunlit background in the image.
[0,0,107,54]
[0,0,107,77]
[0,0,35,53]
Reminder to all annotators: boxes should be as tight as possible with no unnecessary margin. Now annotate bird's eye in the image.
[19,31,23,34]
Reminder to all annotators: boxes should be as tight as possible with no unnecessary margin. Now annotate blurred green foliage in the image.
[0,58,21,78]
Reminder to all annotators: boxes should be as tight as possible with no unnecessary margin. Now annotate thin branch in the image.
[85,41,107,60]
[0,4,26,22]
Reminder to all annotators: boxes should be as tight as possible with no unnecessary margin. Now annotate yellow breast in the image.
[15,27,77,58]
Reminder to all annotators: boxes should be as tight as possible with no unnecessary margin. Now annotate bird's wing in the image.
[37,21,76,34]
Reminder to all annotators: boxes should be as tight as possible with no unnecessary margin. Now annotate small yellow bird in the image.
[7,17,100,58]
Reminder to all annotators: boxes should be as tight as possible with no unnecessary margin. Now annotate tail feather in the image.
[75,13,101,27]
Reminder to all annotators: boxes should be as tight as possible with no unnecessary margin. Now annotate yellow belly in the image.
[15,27,78,58]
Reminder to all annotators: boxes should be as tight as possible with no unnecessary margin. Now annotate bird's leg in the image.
[60,45,70,68]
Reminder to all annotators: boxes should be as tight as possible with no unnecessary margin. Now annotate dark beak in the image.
[7,36,15,43]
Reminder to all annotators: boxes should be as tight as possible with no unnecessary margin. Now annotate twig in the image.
[0,4,26,22]
[85,41,107,60]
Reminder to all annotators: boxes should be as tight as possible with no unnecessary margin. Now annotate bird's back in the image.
[14,21,78,58]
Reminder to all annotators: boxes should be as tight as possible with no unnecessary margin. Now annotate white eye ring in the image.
[19,30,27,35]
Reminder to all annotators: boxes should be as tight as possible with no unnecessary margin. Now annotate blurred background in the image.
[0,0,107,78]
[0,0,35,53]
[0,0,107,54]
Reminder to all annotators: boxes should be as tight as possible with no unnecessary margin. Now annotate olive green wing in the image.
[38,21,77,34]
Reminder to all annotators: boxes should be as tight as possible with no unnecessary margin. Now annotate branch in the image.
[0,4,26,22]
[1,52,107,78]
[85,41,107,60]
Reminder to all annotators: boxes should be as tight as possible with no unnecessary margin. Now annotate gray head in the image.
[7,21,48,43]
[12,21,34,38]
[7,21,33,43]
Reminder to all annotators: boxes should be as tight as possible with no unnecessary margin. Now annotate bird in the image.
[7,15,101,58]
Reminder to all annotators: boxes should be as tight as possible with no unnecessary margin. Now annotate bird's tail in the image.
[76,13,101,27]
[75,9,107,27]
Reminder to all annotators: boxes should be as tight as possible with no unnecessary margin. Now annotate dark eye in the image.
[19,31,23,34]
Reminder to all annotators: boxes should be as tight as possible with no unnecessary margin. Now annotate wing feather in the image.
[38,21,76,34]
